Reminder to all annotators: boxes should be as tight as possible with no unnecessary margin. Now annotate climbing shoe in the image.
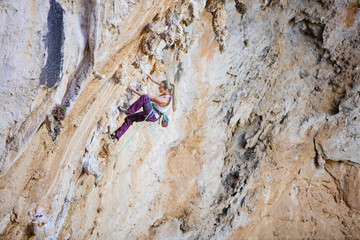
[110,133,119,141]
[117,106,129,115]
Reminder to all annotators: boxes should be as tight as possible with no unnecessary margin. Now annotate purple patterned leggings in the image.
[114,94,158,139]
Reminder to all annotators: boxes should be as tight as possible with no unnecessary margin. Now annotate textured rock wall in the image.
[0,0,359,239]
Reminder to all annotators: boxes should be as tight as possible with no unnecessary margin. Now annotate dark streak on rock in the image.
[40,0,65,88]
[174,62,184,83]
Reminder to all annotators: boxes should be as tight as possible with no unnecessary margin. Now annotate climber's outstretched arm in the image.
[128,85,169,106]
[146,74,160,86]
[128,85,145,97]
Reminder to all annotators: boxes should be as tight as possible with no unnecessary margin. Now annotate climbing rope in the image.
[57,110,153,240]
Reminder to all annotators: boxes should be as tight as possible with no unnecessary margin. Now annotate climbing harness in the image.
[152,104,170,128]
[57,110,153,240]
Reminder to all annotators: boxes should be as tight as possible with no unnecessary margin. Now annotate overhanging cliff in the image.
[0,0,359,239]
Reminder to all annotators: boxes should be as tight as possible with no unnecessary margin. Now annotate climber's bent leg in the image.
[127,94,152,115]
[114,114,137,139]
[114,110,157,139]
[114,94,158,139]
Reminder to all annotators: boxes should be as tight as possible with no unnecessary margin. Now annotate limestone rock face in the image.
[0,0,359,239]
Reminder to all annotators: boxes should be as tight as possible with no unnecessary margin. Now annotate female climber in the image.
[110,74,174,140]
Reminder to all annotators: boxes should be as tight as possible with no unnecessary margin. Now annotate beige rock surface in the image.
[0,0,359,239]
